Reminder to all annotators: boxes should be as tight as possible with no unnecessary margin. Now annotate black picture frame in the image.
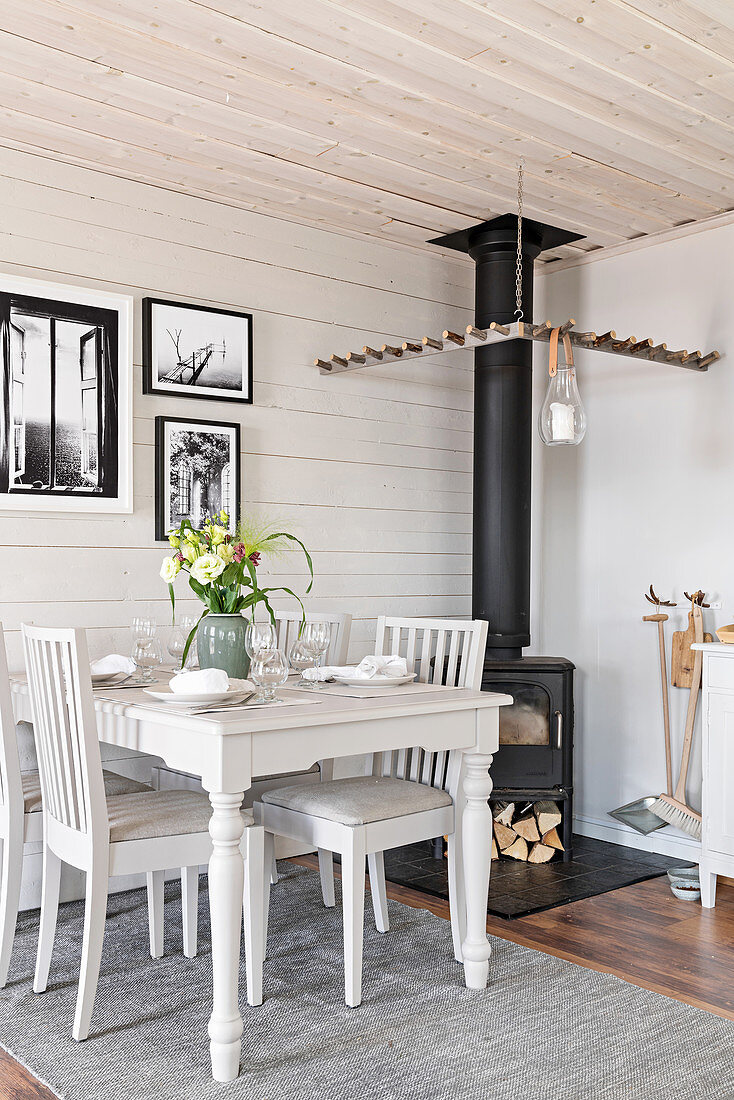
[155,415,241,542]
[143,297,253,404]
[0,274,132,514]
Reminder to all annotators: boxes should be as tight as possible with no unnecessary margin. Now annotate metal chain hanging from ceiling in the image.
[515,160,524,320]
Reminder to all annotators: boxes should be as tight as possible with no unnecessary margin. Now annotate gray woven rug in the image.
[0,865,732,1100]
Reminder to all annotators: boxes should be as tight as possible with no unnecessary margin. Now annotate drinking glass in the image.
[289,636,318,688]
[167,616,199,670]
[130,619,163,684]
[249,647,289,703]
[301,621,331,689]
[245,621,277,662]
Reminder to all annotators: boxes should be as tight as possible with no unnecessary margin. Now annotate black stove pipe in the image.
[430,216,583,660]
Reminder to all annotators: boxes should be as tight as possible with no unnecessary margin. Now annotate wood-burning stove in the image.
[431,215,584,861]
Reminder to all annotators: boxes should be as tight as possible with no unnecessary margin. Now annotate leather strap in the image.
[549,328,574,377]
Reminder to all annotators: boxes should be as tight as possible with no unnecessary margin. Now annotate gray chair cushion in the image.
[22,769,151,815]
[106,789,253,843]
[261,775,452,826]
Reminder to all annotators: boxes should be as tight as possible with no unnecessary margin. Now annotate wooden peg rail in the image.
[315,319,721,375]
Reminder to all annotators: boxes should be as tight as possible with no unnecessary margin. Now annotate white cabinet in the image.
[695,644,734,907]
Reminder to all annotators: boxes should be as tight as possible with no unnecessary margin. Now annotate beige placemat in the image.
[288,682,460,699]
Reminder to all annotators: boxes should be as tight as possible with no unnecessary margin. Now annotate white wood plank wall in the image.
[0,145,474,666]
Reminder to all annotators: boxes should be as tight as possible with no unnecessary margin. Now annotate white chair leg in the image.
[318,848,335,908]
[341,834,366,1008]
[33,846,62,994]
[243,826,264,1007]
[270,854,279,885]
[73,859,109,1042]
[446,830,467,964]
[262,830,274,961]
[0,833,23,988]
[181,866,198,958]
[146,870,165,959]
[367,851,389,933]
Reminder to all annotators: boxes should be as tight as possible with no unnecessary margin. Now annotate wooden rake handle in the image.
[643,612,672,795]
[674,603,703,804]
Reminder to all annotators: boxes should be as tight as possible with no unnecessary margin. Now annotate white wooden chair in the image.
[254,616,488,1007]
[0,624,153,989]
[21,623,265,1040]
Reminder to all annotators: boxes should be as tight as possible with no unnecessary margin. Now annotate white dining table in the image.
[10,678,511,1082]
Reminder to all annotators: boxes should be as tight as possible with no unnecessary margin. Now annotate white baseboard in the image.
[573,812,701,863]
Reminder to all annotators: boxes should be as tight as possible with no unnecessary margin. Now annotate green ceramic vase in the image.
[196,613,251,679]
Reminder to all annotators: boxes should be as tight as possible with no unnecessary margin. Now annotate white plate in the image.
[143,687,250,705]
[331,673,417,687]
[91,671,130,685]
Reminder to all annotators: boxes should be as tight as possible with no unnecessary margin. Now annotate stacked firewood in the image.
[491,800,564,863]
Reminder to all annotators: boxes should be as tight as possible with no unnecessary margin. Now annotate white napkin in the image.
[90,654,136,676]
[302,655,408,683]
[170,668,229,694]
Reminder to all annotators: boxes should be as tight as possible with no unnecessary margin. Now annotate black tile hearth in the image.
[383,834,694,919]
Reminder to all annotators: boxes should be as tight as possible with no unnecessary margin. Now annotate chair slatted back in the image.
[0,624,23,826]
[367,617,488,796]
[273,611,352,665]
[22,625,106,837]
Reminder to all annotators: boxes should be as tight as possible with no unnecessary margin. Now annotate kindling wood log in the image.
[513,814,540,843]
[493,802,515,827]
[493,821,517,851]
[362,346,384,360]
[504,836,529,861]
[528,843,556,864]
[534,801,562,835]
[542,827,564,851]
[316,320,720,375]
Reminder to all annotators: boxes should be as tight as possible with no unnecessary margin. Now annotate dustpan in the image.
[608,796,667,835]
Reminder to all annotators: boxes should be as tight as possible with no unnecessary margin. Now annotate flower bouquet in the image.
[160,512,313,668]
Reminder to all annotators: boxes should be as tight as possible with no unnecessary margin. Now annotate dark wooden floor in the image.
[1,865,733,1099]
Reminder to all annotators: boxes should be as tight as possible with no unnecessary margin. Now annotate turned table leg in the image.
[460,751,494,989]
[207,791,246,1082]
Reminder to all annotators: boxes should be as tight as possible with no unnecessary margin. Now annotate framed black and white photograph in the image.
[155,415,240,541]
[0,273,132,513]
[143,297,252,404]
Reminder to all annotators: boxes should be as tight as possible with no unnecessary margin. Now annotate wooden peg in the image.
[422,335,443,350]
[612,336,636,351]
[401,341,423,353]
[489,321,511,336]
[465,325,487,341]
[532,321,553,337]
[574,331,597,344]
[381,344,403,357]
[558,319,576,336]
[443,330,465,346]
[681,350,702,364]
[594,331,616,346]
[314,358,332,370]
[329,354,348,368]
[629,338,653,354]
[697,351,720,369]
[665,349,687,362]
[362,346,383,360]
[645,343,667,359]
[345,351,366,364]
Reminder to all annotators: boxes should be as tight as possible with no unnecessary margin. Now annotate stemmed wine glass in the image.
[299,621,331,690]
[130,618,163,684]
[245,621,277,665]
[167,616,198,670]
[249,648,289,703]
[289,636,318,688]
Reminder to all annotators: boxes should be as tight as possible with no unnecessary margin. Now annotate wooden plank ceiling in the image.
[1,0,733,264]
